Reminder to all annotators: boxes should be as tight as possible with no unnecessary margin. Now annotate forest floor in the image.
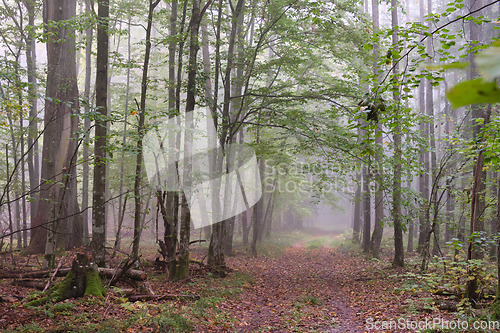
[0,230,469,332]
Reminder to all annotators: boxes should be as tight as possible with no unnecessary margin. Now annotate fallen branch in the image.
[109,258,139,287]
[2,267,147,281]
[128,293,200,302]
[13,279,46,290]
[44,254,67,292]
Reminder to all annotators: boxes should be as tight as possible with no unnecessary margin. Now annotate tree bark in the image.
[29,0,83,254]
[391,0,404,267]
[91,0,109,267]
[132,0,161,262]
[24,0,39,233]
[417,0,429,253]
[362,163,371,253]
[174,0,202,280]
[369,0,384,258]
[465,0,485,305]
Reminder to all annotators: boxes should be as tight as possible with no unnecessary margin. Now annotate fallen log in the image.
[99,267,147,281]
[13,279,46,290]
[2,267,147,281]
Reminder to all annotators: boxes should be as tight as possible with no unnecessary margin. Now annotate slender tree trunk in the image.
[82,0,93,246]
[133,0,161,262]
[417,0,429,253]
[465,0,486,305]
[493,175,500,316]
[391,0,404,267]
[7,111,21,248]
[165,0,180,280]
[362,163,371,253]
[24,0,39,233]
[425,0,440,257]
[91,0,109,267]
[174,0,202,279]
[116,10,132,252]
[369,0,384,258]
[407,180,414,252]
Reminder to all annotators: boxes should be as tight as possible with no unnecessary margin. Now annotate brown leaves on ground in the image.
[0,241,453,332]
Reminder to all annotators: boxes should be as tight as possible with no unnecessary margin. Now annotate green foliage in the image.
[446,78,500,109]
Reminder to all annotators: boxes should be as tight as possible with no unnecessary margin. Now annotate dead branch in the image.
[1,267,147,281]
[128,293,200,302]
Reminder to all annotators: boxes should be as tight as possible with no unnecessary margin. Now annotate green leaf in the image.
[476,46,500,80]
[424,62,469,71]
[446,78,500,108]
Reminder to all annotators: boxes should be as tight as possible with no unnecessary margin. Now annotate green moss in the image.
[26,271,74,306]
[84,269,106,298]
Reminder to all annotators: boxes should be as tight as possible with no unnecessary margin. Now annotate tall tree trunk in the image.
[91,0,109,267]
[132,0,161,262]
[208,0,245,269]
[116,9,132,252]
[82,0,93,245]
[29,0,83,254]
[166,0,180,280]
[369,0,384,258]
[426,0,439,257]
[417,0,429,253]
[465,0,486,305]
[174,0,202,280]
[24,0,39,239]
[391,0,404,267]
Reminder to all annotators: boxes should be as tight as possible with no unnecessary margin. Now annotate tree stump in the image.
[27,253,106,306]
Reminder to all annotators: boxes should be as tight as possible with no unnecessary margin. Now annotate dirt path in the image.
[0,240,432,332]
[212,246,385,332]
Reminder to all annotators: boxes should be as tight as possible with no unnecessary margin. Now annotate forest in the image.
[0,0,499,331]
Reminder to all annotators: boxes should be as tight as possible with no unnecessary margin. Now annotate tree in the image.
[82,0,94,246]
[369,0,384,259]
[465,0,487,305]
[132,0,161,262]
[391,0,404,268]
[29,0,83,255]
[92,0,110,268]
[24,0,39,236]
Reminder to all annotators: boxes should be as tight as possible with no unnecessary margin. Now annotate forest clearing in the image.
[1,0,500,331]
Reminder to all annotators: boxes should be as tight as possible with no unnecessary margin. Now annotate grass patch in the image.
[255,231,315,256]
[305,235,338,249]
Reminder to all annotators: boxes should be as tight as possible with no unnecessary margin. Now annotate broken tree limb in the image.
[13,279,46,290]
[98,267,147,281]
[128,293,200,302]
[2,267,147,281]
[108,258,139,287]
[44,254,67,292]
